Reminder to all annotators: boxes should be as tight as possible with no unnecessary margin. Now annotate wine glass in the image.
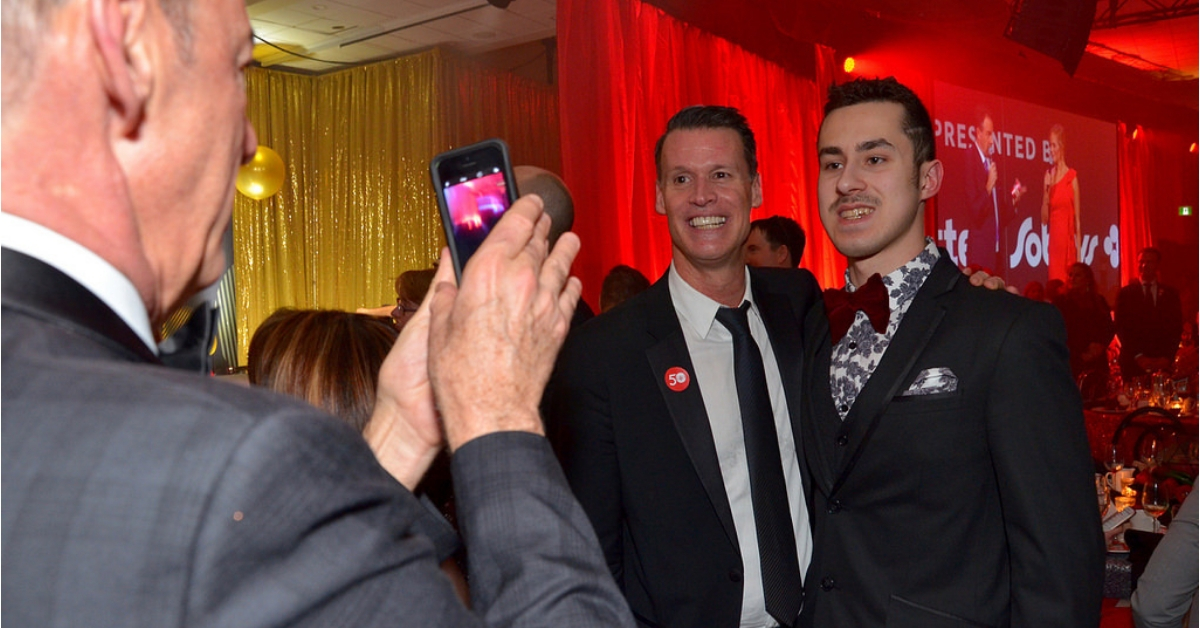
[1095,474,1110,515]
[1139,432,1161,468]
[1105,443,1124,473]
[1142,479,1170,533]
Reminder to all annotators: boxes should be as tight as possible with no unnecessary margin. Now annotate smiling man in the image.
[546,106,822,627]
[798,77,1103,627]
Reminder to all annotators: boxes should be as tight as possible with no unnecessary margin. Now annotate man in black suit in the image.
[1,0,634,626]
[799,77,1103,627]
[1115,247,1183,379]
[546,106,821,627]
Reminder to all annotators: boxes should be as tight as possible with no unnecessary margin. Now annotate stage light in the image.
[1190,142,1197,154]
[1131,128,1140,140]
[843,57,856,73]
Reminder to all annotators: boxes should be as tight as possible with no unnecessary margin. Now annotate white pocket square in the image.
[902,367,958,396]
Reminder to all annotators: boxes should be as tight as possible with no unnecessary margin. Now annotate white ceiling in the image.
[247,0,556,73]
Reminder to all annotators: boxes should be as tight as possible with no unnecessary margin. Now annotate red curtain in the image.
[1116,122,1154,288]
[557,0,843,307]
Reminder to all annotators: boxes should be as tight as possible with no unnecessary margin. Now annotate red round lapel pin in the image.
[664,366,690,392]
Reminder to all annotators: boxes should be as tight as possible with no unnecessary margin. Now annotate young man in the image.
[799,78,1104,627]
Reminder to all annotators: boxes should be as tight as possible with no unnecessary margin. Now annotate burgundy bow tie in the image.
[823,273,890,344]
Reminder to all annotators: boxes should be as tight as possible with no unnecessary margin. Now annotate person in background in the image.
[1022,280,1046,302]
[391,268,436,331]
[246,308,467,602]
[1052,262,1115,392]
[1132,489,1198,628]
[800,76,1102,627]
[1041,124,1080,283]
[0,0,633,623]
[1046,278,1066,303]
[1174,320,1197,392]
[516,165,595,327]
[248,309,398,432]
[599,264,650,313]
[744,215,806,269]
[1115,247,1183,379]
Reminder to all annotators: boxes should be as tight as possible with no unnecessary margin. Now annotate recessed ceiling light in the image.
[473,30,497,40]
[312,4,327,10]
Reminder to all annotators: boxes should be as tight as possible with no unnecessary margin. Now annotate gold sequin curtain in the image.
[232,49,560,364]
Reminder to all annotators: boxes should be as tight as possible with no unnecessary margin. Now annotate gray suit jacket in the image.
[1,248,633,627]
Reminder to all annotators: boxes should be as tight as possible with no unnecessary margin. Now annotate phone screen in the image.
[442,169,510,266]
[431,139,516,279]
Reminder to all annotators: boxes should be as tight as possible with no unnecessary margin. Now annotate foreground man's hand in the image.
[428,194,583,451]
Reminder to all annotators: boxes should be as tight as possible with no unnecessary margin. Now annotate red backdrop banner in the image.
[557,0,843,306]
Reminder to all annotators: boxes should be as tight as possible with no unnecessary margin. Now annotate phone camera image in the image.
[445,170,509,265]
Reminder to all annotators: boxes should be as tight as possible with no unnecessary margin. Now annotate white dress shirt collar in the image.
[668,262,756,339]
[1,212,158,354]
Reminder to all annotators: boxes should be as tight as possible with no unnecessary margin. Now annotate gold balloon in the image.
[236,145,286,200]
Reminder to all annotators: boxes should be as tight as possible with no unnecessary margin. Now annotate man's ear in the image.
[654,184,667,216]
[750,173,763,208]
[89,0,151,137]
[919,159,943,201]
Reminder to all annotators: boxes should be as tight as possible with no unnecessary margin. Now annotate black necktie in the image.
[715,302,803,627]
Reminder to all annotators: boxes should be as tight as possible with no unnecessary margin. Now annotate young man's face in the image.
[817,101,940,278]
[975,115,995,154]
[655,127,762,277]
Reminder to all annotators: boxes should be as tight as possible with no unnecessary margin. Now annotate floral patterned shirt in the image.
[829,238,940,419]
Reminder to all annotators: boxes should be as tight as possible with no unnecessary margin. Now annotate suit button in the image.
[821,576,836,591]
[728,568,742,582]
[838,404,849,413]
[827,499,842,514]
[835,435,849,446]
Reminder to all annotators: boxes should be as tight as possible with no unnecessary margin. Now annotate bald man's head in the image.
[514,165,574,247]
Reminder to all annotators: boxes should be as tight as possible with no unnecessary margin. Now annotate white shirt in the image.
[1,212,158,354]
[669,264,811,628]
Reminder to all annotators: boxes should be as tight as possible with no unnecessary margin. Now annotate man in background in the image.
[744,215,806,269]
[799,77,1102,627]
[1,0,633,625]
[599,264,651,313]
[517,164,595,327]
[1115,246,1183,379]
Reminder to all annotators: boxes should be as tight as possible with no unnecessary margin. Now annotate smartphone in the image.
[429,139,518,280]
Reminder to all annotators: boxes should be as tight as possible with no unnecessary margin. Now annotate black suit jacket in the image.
[545,267,822,628]
[1,248,633,627]
[1115,280,1183,378]
[798,254,1104,628]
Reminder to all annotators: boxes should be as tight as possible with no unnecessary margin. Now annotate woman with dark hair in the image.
[1053,263,1115,397]
[247,308,469,602]
[248,309,397,432]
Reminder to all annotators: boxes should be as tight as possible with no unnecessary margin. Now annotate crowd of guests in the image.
[3,1,1195,626]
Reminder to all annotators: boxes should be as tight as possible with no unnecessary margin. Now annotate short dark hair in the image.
[824,77,936,166]
[655,105,758,181]
[600,265,651,313]
[1140,247,1162,263]
[750,216,806,267]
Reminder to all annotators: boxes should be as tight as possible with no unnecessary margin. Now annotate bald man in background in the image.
[517,165,596,326]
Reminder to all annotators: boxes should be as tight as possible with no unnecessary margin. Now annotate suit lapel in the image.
[2,248,160,364]
[753,278,807,479]
[641,278,740,551]
[802,298,840,495]
[829,255,960,496]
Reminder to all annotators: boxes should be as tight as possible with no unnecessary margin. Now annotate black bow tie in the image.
[823,273,890,344]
